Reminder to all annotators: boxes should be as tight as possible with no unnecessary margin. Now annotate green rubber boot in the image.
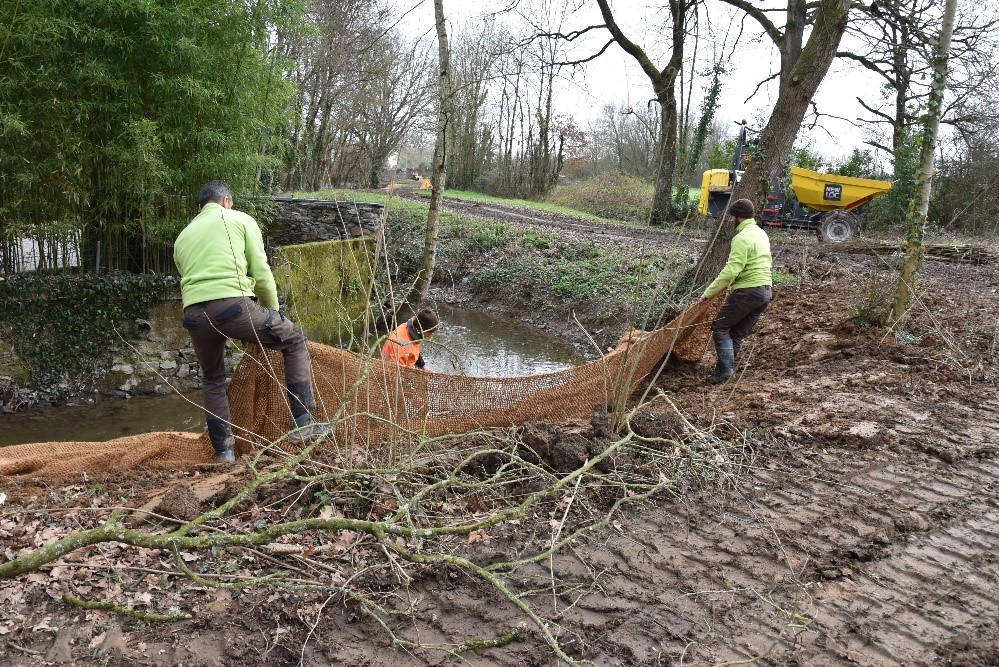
[707,339,735,384]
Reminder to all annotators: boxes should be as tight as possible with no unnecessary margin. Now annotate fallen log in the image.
[828,241,994,265]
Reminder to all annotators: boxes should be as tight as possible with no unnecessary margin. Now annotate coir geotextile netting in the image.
[0,297,720,477]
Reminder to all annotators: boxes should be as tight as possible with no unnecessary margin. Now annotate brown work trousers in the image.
[711,285,773,358]
[183,296,314,428]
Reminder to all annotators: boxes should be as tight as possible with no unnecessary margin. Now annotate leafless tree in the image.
[279,1,433,191]
[836,0,999,158]
[348,35,436,188]
[489,7,574,198]
[594,0,700,225]
[585,103,660,178]
[279,1,384,190]
[446,20,509,190]
[398,0,453,317]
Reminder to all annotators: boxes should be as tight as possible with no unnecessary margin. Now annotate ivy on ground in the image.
[0,272,177,390]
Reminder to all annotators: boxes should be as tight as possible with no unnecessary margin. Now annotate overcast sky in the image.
[393,0,888,164]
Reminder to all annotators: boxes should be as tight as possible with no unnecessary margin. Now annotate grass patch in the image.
[467,241,687,311]
[772,270,800,286]
[519,229,553,250]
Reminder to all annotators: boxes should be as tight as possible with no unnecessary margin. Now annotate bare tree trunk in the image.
[595,0,692,226]
[649,94,678,224]
[888,0,957,327]
[694,0,851,285]
[400,0,451,319]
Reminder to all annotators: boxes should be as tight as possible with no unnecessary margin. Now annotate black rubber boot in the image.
[207,418,236,464]
[287,381,315,421]
[707,339,735,384]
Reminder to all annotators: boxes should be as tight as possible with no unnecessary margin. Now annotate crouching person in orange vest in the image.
[382,308,439,370]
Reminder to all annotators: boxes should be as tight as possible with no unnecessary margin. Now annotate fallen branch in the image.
[62,594,192,622]
[832,240,995,264]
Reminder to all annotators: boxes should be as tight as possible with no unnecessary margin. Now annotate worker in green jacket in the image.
[699,198,773,384]
[174,180,327,463]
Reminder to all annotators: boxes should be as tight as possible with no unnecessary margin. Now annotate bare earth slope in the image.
[1,201,997,666]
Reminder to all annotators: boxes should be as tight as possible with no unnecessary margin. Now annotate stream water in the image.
[0,391,206,447]
[421,304,582,377]
[0,306,583,446]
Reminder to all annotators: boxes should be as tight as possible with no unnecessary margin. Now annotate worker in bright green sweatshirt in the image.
[174,180,327,463]
[699,198,773,384]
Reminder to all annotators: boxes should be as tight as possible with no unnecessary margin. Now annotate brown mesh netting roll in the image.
[0,297,719,477]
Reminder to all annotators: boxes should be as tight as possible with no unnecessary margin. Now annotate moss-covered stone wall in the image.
[273,237,377,347]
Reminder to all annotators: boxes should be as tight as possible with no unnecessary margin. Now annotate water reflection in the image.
[0,392,205,447]
[422,305,582,377]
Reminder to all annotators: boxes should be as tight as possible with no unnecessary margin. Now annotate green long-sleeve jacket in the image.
[702,219,772,298]
[173,202,279,310]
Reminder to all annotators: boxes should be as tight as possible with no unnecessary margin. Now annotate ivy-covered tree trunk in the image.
[694,0,851,287]
[888,0,957,327]
[674,63,724,212]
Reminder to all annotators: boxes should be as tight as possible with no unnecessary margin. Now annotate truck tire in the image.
[818,210,859,243]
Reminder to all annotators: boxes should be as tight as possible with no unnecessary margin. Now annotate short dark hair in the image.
[199,180,233,208]
[414,308,439,336]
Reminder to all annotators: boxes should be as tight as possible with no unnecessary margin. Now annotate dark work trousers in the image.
[711,286,773,358]
[183,296,315,429]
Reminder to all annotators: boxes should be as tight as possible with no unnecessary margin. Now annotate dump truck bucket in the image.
[789,166,893,212]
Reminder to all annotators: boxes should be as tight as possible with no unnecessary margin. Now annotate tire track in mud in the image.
[490,396,999,666]
[430,195,702,252]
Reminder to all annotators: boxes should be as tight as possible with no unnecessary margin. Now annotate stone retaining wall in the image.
[263,199,385,246]
[101,299,241,399]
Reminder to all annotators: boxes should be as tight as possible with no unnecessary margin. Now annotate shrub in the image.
[471,223,511,250]
[391,241,424,282]
[546,172,653,224]
[849,273,895,328]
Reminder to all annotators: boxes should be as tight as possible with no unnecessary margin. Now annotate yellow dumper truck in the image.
[697,123,894,242]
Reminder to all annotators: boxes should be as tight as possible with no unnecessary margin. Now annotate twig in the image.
[550,475,582,613]
[9,643,44,656]
[300,593,336,667]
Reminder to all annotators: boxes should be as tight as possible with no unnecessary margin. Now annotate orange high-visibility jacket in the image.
[381,319,423,368]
